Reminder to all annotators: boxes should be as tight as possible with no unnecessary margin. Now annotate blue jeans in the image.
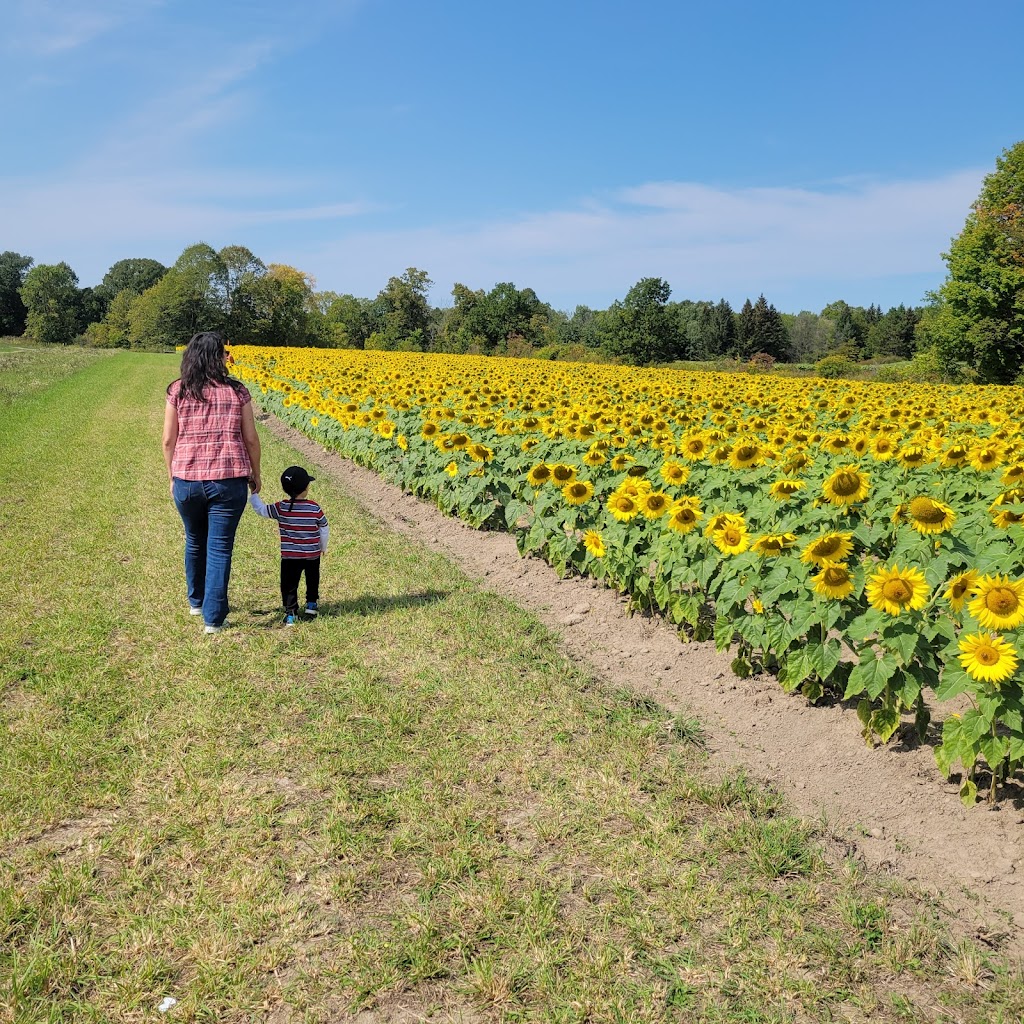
[172,477,248,627]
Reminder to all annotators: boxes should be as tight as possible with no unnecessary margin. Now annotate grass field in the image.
[1,348,1022,1023]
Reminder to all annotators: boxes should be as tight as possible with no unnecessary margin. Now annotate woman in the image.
[163,331,262,633]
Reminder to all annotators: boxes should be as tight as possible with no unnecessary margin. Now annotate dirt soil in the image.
[265,415,1024,956]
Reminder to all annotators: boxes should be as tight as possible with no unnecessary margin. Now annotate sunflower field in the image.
[231,346,1024,803]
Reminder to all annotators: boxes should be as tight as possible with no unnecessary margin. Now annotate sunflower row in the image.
[230,346,1024,803]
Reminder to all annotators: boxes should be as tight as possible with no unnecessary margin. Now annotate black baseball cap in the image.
[281,465,314,496]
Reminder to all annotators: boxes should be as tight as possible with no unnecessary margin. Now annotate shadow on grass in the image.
[249,588,452,621]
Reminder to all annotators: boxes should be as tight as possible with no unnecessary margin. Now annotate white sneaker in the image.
[189,606,203,616]
[204,622,227,634]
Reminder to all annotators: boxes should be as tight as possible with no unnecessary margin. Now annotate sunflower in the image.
[968,575,1024,631]
[583,448,606,467]
[800,531,854,567]
[896,445,930,470]
[550,463,577,484]
[812,561,855,600]
[640,491,672,519]
[607,492,640,522]
[562,480,594,505]
[444,461,458,477]
[968,445,1003,472]
[421,421,440,439]
[751,533,797,557]
[729,440,768,470]
[904,496,956,535]
[712,522,750,556]
[822,465,870,506]
[610,453,634,472]
[527,463,552,487]
[866,564,929,616]
[659,461,690,486]
[958,633,1019,685]
[944,569,979,613]
[704,512,746,538]
[1000,463,1024,486]
[768,479,805,501]
[993,508,1024,529]
[680,433,708,460]
[871,435,899,461]
[468,443,493,462]
[666,502,702,534]
[449,432,470,449]
[396,433,408,451]
[583,530,606,558]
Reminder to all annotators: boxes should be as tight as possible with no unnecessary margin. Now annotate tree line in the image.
[1,140,1021,382]
[0,243,923,365]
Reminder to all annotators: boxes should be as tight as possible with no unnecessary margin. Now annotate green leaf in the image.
[935,662,973,702]
[845,650,899,700]
[872,706,900,743]
[979,734,1009,771]
[807,638,842,681]
[779,647,814,694]
[714,615,735,653]
[959,778,978,807]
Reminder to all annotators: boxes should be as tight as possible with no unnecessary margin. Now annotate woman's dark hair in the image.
[169,331,247,402]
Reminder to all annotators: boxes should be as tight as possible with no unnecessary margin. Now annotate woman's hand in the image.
[249,472,262,493]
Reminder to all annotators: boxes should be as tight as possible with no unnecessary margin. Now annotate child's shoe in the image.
[284,614,297,627]
[304,602,318,618]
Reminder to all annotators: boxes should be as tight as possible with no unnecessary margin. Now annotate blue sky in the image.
[3,0,1022,314]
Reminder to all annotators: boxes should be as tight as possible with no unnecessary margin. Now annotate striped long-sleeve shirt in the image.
[249,493,329,559]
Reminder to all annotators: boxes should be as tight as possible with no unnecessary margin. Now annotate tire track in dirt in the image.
[262,413,1024,955]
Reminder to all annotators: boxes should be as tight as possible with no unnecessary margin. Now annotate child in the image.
[249,465,329,625]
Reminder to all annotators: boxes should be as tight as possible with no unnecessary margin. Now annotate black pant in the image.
[281,557,320,614]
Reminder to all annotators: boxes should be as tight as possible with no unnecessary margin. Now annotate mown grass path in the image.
[1,352,1022,1023]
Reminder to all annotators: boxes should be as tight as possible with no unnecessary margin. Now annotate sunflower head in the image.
[666,503,701,534]
[866,564,929,616]
[769,478,805,501]
[712,522,750,556]
[751,533,797,557]
[812,560,855,600]
[958,632,1019,686]
[822,465,870,506]
[562,480,594,505]
[945,569,979,612]
[968,574,1024,631]
[607,492,640,522]
[550,463,577,484]
[640,491,671,519]
[800,531,854,567]
[905,496,956,535]
[582,530,605,558]
[527,463,552,487]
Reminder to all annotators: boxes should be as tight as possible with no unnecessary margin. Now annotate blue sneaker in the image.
[304,602,318,618]
[284,614,297,627]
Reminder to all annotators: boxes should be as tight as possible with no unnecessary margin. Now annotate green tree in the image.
[864,305,920,359]
[129,243,227,348]
[248,264,315,346]
[97,258,167,303]
[217,245,267,344]
[84,289,135,348]
[737,294,788,360]
[312,291,372,348]
[20,262,83,344]
[601,277,673,365]
[0,251,33,336]
[372,268,433,349]
[931,140,1024,383]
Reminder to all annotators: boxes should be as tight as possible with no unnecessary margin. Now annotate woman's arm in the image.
[240,401,262,492]
[162,402,178,495]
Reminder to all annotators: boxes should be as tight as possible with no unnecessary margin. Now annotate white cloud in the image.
[4,0,162,56]
[298,170,983,309]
